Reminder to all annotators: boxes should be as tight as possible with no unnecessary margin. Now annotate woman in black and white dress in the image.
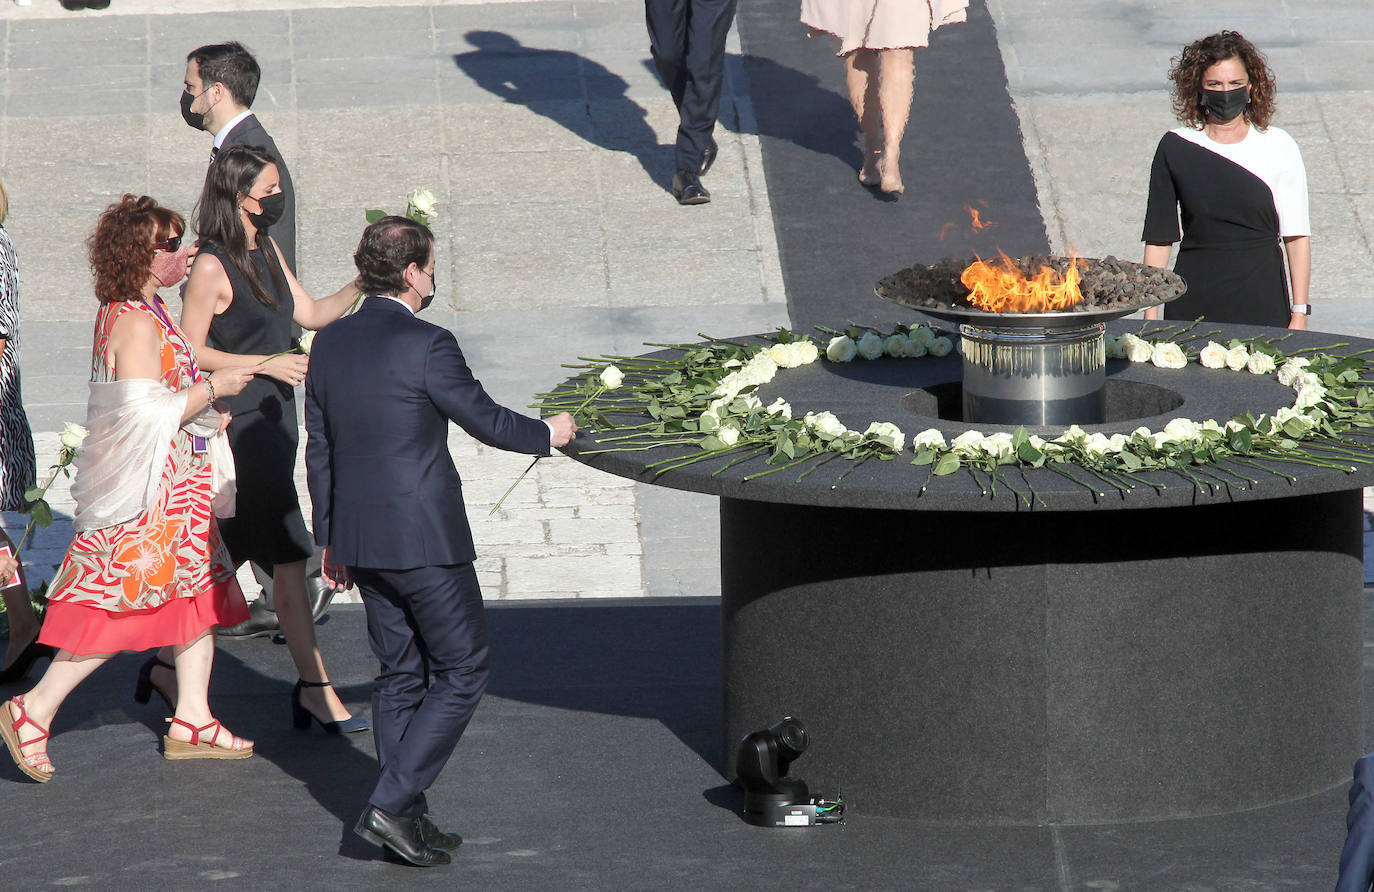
[1142,31,1310,329]
[0,176,46,682]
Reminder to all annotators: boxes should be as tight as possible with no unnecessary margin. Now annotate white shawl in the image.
[70,379,231,532]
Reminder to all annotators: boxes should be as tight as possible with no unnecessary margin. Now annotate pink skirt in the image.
[39,578,249,656]
[802,0,968,55]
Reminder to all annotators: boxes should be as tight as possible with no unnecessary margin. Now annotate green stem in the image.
[744,454,819,481]
[712,447,770,476]
[489,456,540,515]
[796,452,841,483]
[830,455,871,488]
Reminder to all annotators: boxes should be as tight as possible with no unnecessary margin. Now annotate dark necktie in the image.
[209,145,219,165]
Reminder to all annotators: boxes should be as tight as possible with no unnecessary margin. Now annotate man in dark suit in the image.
[645,0,737,205]
[184,41,305,637]
[182,41,297,272]
[1338,753,1374,891]
[305,217,576,866]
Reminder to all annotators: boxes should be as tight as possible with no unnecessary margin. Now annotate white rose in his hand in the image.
[408,188,437,216]
[856,331,885,360]
[1150,342,1188,369]
[1199,341,1228,369]
[826,335,857,363]
[1225,345,1249,371]
[1246,352,1277,375]
[599,365,625,389]
[60,422,90,450]
[298,330,316,355]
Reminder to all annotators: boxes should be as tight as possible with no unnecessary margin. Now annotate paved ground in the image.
[2,1,1374,888]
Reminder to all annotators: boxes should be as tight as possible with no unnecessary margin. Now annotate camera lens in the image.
[774,717,808,756]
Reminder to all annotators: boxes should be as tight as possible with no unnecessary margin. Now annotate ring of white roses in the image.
[538,320,1374,506]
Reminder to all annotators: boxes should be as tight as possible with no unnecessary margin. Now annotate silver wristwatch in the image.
[1290,304,1311,316]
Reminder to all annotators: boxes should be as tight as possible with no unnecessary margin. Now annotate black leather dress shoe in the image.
[219,597,280,640]
[672,171,711,206]
[700,138,719,176]
[355,806,450,867]
[419,815,462,851]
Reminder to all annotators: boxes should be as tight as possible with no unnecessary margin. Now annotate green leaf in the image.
[364,209,386,223]
[912,445,935,466]
[1016,440,1042,463]
[1281,418,1310,438]
[1228,428,1253,454]
[23,486,44,503]
[30,500,52,529]
[1012,426,1029,449]
[700,435,727,451]
[932,453,961,476]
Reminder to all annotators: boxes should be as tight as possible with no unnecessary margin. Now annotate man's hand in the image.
[546,412,577,448]
[321,546,352,592]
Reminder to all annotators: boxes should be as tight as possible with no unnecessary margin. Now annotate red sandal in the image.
[1,695,54,782]
[162,717,254,760]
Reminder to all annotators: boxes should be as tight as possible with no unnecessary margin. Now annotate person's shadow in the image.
[453,31,663,186]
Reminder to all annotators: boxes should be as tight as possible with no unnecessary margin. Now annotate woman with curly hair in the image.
[1,196,258,782]
[1142,31,1310,328]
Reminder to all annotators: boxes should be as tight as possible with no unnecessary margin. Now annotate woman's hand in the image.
[216,409,233,433]
[256,352,309,387]
[209,365,256,399]
[0,552,17,587]
[1288,312,1308,331]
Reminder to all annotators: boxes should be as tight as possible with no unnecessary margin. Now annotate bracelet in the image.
[205,375,217,403]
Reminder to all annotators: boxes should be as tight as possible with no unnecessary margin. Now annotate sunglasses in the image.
[153,235,183,253]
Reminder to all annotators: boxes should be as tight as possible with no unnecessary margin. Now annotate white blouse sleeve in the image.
[1273,130,1310,238]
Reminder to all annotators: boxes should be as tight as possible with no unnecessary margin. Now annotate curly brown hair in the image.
[1169,31,1276,130]
[88,195,184,304]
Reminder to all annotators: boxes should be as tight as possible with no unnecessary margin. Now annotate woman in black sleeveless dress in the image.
[1142,31,1310,329]
[176,146,368,732]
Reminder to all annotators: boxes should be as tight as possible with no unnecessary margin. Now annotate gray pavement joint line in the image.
[1051,824,1072,892]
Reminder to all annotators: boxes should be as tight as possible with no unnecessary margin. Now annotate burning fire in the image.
[961,252,1085,314]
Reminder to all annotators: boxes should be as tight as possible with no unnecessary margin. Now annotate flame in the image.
[967,206,997,231]
[960,252,1085,313]
[939,221,956,241]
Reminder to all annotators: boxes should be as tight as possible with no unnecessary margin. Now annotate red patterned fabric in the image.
[39,299,247,655]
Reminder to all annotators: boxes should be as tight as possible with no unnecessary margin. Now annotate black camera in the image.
[735,717,813,826]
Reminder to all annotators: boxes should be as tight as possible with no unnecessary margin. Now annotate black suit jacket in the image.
[219,113,297,274]
[304,297,550,570]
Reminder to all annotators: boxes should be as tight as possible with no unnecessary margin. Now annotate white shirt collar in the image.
[213,110,255,148]
[376,294,416,315]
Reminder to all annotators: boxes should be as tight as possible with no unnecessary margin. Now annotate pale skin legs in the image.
[148,560,353,722]
[844,47,915,194]
[8,630,250,774]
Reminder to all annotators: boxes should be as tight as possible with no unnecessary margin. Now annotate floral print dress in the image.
[38,299,247,656]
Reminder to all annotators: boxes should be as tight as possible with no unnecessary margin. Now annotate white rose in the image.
[1275,405,1316,430]
[740,394,763,414]
[1225,345,1249,371]
[804,411,847,437]
[950,430,986,456]
[408,188,437,215]
[717,426,741,447]
[928,336,954,357]
[1054,424,1088,444]
[826,335,857,363]
[298,330,316,355]
[1104,335,1125,360]
[1276,357,1312,387]
[913,428,946,450]
[1225,419,1246,433]
[1200,419,1226,435]
[60,422,90,450]
[1107,433,1128,453]
[864,421,906,453]
[1246,352,1277,375]
[599,365,624,390]
[1083,433,1113,457]
[900,337,928,358]
[766,398,792,420]
[1198,342,1228,369]
[1296,371,1322,390]
[765,341,818,368]
[1150,342,1188,370]
[1122,333,1153,363]
[856,331,885,360]
[1151,430,1175,449]
[982,432,1015,462]
[883,334,908,358]
[908,325,937,347]
[1295,383,1327,409]
[1163,417,1201,441]
[791,340,820,366]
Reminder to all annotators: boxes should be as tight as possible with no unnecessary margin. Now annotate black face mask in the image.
[180,89,207,131]
[1200,86,1249,122]
[245,191,286,231]
[419,269,437,312]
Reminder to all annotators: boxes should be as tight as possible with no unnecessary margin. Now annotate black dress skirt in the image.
[201,240,314,568]
[1142,130,1293,327]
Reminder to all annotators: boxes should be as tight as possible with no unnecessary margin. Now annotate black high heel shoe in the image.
[0,637,55,684]
[291,680,371,734]
[133,655,176,710]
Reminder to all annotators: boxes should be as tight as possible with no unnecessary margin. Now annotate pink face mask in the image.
[151,243,190,288]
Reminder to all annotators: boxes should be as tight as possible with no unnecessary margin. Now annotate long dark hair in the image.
[194,144,285,308]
